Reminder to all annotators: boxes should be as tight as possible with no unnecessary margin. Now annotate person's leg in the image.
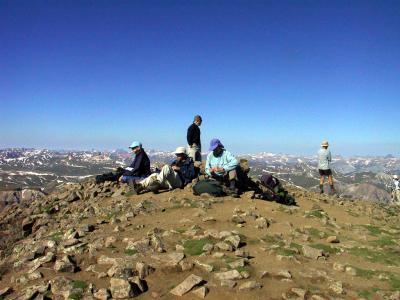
[328,171,335,193]
[156,165,182,189]
[139,174,158,189]
[396,190,400,204]
[319,175,325,194]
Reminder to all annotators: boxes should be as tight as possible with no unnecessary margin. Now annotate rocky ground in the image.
[0,179,400,300]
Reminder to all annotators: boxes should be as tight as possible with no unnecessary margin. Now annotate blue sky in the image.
[1,0,399,156]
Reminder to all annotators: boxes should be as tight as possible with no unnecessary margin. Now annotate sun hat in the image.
[394,175,399,180]
[174,146,187,155]
[209,138,223,151]
[129,141,142,149]
[321,141,329,147]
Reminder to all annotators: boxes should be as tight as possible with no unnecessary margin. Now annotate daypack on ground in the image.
[193,179,226,197]
[259,173,295,205]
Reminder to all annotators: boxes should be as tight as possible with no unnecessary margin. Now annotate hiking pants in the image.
[187,145,202,162]
[140,165,182,190]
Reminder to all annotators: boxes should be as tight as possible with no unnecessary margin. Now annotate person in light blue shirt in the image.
[318,140,335,194]
[205,138,239,196]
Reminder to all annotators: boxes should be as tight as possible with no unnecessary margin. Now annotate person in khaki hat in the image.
[318,140,335,194]
[391,175,400,205]
[131,147,195,194]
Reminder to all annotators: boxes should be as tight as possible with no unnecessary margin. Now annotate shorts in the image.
[319,169,332,176]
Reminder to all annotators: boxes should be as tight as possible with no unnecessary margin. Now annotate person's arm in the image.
[205,154,212,176]
[328,151,332,163]
[222,152,238,172]
[182,161,195,182]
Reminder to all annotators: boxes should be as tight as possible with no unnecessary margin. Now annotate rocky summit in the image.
[0,179,400,300]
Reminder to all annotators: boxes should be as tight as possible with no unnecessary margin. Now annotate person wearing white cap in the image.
[318,140,335,194]
[391,175,400,205]
[132,146,196,194]
[119,141,151,183]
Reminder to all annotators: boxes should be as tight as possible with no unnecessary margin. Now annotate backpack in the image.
[259,174,295,206]
[193,179,226,197]
[260,174,281,193]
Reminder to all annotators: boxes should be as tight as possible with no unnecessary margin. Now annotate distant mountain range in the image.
[1,148,399,203]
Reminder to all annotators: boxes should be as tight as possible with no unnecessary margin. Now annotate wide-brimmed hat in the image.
[209,138,223,151]
[321,141,329,147]
[394,175,399,180]
[129,141,142,149]
[174,146,187,155]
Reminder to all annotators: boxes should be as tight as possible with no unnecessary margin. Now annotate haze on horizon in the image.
[1,1,399,157]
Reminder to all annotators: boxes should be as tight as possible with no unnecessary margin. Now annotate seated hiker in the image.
[132,147,195,194]
[205,138,239,196]
[119,141,151,184]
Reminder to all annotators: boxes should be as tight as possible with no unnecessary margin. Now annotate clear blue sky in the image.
[1,0,399,156]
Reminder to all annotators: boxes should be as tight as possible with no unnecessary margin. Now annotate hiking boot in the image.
[148,180,161,194]
[128,180,144,195]
[226,187,240,198]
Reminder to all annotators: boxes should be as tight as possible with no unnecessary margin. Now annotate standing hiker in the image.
[187,115,202,162]
[119,141,151,183]
[390,175,400,205]
[205,138,239,196]
[318,140,335,194]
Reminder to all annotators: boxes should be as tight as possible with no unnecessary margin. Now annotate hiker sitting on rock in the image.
[119,141,151,184]
[205,138,239,196]
[131,147,195,194]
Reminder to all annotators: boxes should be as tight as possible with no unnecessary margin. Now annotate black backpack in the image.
[193,180,226,197]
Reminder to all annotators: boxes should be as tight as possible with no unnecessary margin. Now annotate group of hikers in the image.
[95,114,399,205]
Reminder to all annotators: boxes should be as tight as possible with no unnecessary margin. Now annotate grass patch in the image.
[261,234,284,246]
[183,238,212,256]
[68,292,82,300]
[106,212,116,220]
[289,242,302,251]
[71,280,88,289]
[277,248,297,256]
[124,191,135,197]
[310,243,340,254]
[175,228,186,234]
[370,236,397,247]
[306,228,326,239]
[305,210,324,219]
[358,289,371,298]
[49,231,63,242]
[361,225,389,236]
[124,249,138,256]
[351,266,376,279]
[388,273,400,290]
[235,266,250,273]
[348,247,399,266]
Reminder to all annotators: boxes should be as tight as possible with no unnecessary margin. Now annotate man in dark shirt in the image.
[186,115,202,162]
[120,141,151,183]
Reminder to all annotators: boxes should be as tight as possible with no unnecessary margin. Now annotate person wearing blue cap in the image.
[119,141,151,184]
[205,138,239,196]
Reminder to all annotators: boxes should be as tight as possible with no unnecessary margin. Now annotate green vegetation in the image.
[310,243,340,254]
[71,280,88,289]
[68,292,82,300]
[49,231,63,242]
[348,247,399,266]
[305,210,324,219]
[358,289,371,298]
[388,273,400,290]
[124,249,138,256]
[277,248,297,256]
[124,191,136,197]
[183,238,212,256]
[261,234,284,246]
[370,236,397,247]
[361,225,390,236]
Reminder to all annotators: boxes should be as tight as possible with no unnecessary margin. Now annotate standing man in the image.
[187,115,202,162]
[318,140,335,194]
[391,175,400,205]
[120,141,151,183]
